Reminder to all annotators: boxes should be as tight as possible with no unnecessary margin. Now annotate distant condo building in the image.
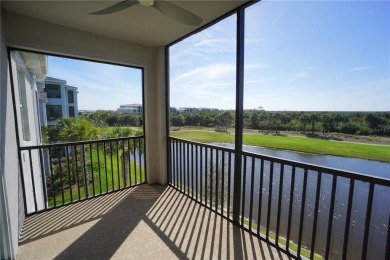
[118,104,143,114]
[176,107,218,113]
[37,77,79,126]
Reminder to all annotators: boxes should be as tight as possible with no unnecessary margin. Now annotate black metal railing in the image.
[19,136,146,215]
[168,137,390,260]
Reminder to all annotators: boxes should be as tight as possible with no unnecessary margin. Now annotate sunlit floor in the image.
[17,184,291,260]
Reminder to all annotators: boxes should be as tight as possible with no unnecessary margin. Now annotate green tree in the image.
[298,113,309,134]
[59,118,101,197]
[214,111,234,133]
[103,126,144,186]
[309,113,319,135]
[251,113,260,129]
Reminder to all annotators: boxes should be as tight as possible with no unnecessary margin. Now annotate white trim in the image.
[0,141,14,260]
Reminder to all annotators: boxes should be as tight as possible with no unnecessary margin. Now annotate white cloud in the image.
[291,71,310,78]
[172,63,235,84]
[349,66,372,71]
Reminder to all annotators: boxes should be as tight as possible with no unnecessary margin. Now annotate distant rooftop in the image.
[45,76,66,83]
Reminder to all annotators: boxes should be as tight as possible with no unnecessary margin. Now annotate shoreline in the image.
[170,129,390,163]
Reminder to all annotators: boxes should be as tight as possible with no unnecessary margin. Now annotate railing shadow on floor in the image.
[18,184,290,259]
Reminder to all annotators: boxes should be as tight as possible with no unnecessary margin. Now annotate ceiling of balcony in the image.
[2,0,250,47]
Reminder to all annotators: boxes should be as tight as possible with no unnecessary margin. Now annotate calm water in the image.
[220,143,390,259]
[172,142,390,259]
[239,144,390,179]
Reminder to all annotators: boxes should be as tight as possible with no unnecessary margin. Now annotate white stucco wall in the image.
[10,52,46,213]
[4,11,167,185]
[0,9,20,259]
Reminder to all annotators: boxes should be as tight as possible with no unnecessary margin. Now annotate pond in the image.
[172,142,390,259]
[216,143,390,259]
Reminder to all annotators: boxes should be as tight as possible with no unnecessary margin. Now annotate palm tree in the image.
[103,126,145,186]
[59,118,100,197]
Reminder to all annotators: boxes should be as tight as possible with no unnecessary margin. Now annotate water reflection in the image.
[170,142,390,259]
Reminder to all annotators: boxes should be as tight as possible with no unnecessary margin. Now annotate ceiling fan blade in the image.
[90,0,138,15]
[153,1,202,26]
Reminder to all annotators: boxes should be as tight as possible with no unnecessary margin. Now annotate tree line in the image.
[80,110,143,127]
[44,110,389,138]
[171,110,390,137]
[41,111,142,144]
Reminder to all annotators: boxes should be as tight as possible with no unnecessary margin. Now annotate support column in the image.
[143,47,167,185]
[233,9,245,225]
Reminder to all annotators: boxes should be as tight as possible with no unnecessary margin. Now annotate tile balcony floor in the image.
[17,184,291,260]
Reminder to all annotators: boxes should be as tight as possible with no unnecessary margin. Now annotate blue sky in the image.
[47,57,142,110]
[48,0,389,111]
[170,0,390,111]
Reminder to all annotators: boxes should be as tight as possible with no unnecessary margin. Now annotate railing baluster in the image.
[241,155,247,226]
[257,159,264,236]
[221,150,225,217]
[97,142,102,193]
[103,142,108,193]
[297,168,308,257]
[28,149,38,211]
[191,143,194,198]
[200,146,203,203]
[186,142,189,194]
[65,146,72,203]
[183,141,186,192]
[276,163,284,245]
[116,140,120,189]
[74,145,81,200]
[39,148,48,209]
[49,148,56,207]
[110,141,114,191]
[82,144,88,198]
[133,139,137,185]
[57,148,64,205]
[266,161,274,239]
[249,157,255,230]
[205,147,208,204]
[89,143,95,196]
[138,138,142,183]
[169,139,173,185]
[228,151,232,218]
[181,141,184,191]
[342,179,355,259]
[310,171,322,260]
[210,147,214,209]
[196,145,199,201]
[122,139,126,187]
[362,183,374,260]
[215,149,219,212]
[325,175,337,259]
[175,140,179,188]
[286,166,295,251]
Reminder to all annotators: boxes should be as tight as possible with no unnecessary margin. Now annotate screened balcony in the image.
[1,1,389,260]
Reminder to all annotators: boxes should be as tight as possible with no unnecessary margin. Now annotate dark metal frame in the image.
[164,0,390,258]
[168,136,390,260]
[7,47,147,216]
[165,0,255,217]
[19,136,146,216]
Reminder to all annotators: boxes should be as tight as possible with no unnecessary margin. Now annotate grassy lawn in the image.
[48,150,145,206]
[170,130,390,162]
